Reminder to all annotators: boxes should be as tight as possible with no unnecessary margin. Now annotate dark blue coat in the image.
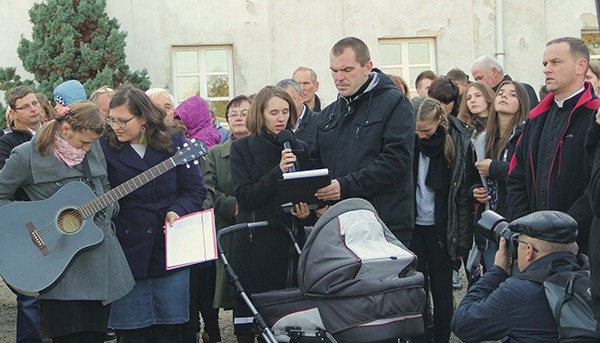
[452,251,578,342]
[101,132,206,278]
[295,104,319,152]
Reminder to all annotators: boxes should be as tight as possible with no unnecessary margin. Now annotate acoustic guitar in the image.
[0,140,207,294]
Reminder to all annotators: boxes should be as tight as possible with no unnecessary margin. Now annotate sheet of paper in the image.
[165,209,217,270]
[282,168,329,180]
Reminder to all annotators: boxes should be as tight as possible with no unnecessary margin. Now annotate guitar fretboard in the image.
[78,158,176,218]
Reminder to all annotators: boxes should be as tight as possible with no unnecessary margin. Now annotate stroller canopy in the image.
[298,197,419,296]
[255,198,425,341]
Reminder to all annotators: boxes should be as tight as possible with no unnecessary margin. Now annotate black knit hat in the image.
[508,211,578,244]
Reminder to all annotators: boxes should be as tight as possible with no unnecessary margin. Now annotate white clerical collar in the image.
[296,104,307,127]
[555,86,584,108]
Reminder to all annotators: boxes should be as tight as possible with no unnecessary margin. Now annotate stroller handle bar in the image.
[216,221,302,256]
[216,221,302,343]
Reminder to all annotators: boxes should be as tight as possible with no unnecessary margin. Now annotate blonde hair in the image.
[35,101,105,156]
[413,96,456,169]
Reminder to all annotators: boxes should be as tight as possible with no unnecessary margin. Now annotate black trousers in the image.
[185,263,221,342]
[117,324,182,343]
[52,331,106,343]
[409,225,453,343]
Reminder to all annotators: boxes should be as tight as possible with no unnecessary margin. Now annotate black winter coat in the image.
[295,104,319,152]
[229,134,310,294]
[507,82,600,253]
[310,69,415,240]
[585,106,600,317]
[413,116,478,259]
[0,129,32,169]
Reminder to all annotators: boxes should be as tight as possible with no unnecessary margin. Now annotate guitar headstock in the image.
[172,139,208,166]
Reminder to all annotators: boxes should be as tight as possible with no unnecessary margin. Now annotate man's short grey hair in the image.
[293,66,318,82]
[145,88,175,106]
[472,55,504,74]
[276,79,302,96]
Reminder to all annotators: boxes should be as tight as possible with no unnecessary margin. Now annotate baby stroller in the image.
[217,198,426,343]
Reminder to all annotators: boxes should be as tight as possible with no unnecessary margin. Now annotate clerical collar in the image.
[555,86,584,108]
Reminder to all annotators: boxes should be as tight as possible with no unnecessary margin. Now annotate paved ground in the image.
[0,273,471,343]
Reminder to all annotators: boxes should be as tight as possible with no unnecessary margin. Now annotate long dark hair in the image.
[457,82,495,128]
[36,101,105,156]
[485,81,529,160]
[104,84,175,152]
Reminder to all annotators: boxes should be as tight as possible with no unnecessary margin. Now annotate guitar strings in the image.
[30,145,205,242]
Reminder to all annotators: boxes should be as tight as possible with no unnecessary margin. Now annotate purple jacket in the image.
[175,96,221,148]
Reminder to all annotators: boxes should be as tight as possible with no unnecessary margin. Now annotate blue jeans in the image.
[16,292,43,343]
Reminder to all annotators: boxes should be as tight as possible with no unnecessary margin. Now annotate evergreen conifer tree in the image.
[0,0,150,100]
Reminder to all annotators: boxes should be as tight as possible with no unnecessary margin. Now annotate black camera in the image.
[476,210,518,261]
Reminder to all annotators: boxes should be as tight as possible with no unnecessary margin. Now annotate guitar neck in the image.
[78,158,176,218]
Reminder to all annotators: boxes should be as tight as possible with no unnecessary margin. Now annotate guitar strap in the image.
[81,156,108,221]
[81,156,100,194]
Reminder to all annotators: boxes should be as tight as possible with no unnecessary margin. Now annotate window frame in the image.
[378,37,437,95]
[171,45,235,106]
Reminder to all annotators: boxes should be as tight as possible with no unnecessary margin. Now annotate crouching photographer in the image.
[451,210,580,342]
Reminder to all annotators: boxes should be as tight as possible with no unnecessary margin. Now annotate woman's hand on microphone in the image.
[279,148,297,173]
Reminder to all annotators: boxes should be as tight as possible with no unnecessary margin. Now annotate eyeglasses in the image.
[106,116,136,128]
[513,236,540,253]
[14,100,40,111]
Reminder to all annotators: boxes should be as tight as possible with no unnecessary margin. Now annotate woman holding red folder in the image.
[229,85,312,343]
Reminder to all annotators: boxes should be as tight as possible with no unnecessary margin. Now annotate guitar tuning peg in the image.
[185,163,190,169]
[193,160,199,165]
[183,142,189,148]
[176,146,181,150]
[190,138,196,143]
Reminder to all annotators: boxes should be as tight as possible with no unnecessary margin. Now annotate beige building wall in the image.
[0,0,597,106]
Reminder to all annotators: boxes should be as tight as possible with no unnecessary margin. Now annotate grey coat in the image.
[0,138,134,304]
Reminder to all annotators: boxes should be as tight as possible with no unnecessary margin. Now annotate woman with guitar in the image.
[101,84,206,342]
[0,101,135,342]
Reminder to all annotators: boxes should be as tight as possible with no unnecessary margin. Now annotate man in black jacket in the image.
[292,66,323,112]
[507,37,600,255]
[312,36,415,243]
[277,78,319,151]
[2,86,44,342]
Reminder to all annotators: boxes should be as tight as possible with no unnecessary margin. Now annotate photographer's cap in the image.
[508,211,578,244]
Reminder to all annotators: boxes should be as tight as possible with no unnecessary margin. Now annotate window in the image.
[172,46,234,117]
[378,38,436,95]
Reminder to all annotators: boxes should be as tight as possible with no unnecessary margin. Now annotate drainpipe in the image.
[495,0,505,69]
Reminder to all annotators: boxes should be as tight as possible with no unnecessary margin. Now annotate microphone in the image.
[277,129,297,172]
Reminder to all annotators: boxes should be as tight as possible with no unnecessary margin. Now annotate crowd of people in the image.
[2,34,600,343]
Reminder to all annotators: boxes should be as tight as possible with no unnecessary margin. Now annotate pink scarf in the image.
[52,133,87,167]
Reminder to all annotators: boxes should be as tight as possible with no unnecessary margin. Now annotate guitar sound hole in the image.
[57,209,83,234]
